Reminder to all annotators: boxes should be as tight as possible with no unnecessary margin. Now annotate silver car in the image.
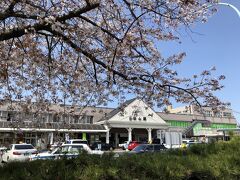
[29,144,103,161]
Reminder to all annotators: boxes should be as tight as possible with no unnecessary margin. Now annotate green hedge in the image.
[1,138,240,180]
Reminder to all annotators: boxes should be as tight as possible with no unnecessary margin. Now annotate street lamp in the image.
[214,2,240,18]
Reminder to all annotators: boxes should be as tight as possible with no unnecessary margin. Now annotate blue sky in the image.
[159,0,240,122]
[108,1,240,123]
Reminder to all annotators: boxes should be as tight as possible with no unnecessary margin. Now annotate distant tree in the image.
[0,0,228,111]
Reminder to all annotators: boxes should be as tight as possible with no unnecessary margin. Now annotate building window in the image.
[7,113,11,121]
[40,113,48,123]
[78,115,93,124]
[223,112,232,118]
[214,112,222,118]
[61,114,69,123]
[25,113,33,121]
[203,110,212,117]
[53,114,60,123]
[73,115,80,124]
[86,116,93,124]
[48,114,54,123]
[143,117,147,121]
[0,111,8,119]
[7,112,16,121]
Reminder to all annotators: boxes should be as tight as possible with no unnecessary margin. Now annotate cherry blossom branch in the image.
[50,27,206,106]
[0,3,99,41]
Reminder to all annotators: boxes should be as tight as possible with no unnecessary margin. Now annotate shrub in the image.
[1,138,240,180]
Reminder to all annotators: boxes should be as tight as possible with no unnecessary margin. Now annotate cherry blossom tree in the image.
[0,0,228,113]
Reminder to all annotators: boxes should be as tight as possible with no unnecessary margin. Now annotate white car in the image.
[29,144,103,161]
[65,139,88,145]
[2,144,37,162]
[119,141,130,150]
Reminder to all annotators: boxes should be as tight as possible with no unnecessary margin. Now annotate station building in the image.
[0,98,237,148]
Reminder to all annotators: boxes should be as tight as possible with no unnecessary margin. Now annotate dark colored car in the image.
[152,138,161,144]
[130,144,167,154]
[90,141,114,151]
[127,141,141,151]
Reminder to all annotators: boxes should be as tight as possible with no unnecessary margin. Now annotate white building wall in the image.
[109,99,166,124]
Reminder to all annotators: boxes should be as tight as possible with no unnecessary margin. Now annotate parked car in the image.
[2,144,37,162]
[130,144,167,154]
[65,139,88,145]
[0,147,7,161]
[90,141,114,151]
[50,144,61,151]
[119,141,130,150]
[152,138,161,144]
[187,141,203,148]
[181,139,195,148]
[29,143,103,161]
[182,139,194,144]
[128,141,141,151]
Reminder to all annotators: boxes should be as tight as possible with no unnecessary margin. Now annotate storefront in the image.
[0,121,108,148]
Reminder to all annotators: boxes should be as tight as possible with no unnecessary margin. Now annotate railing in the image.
[182,120,211,136]
[0,121,105,130]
